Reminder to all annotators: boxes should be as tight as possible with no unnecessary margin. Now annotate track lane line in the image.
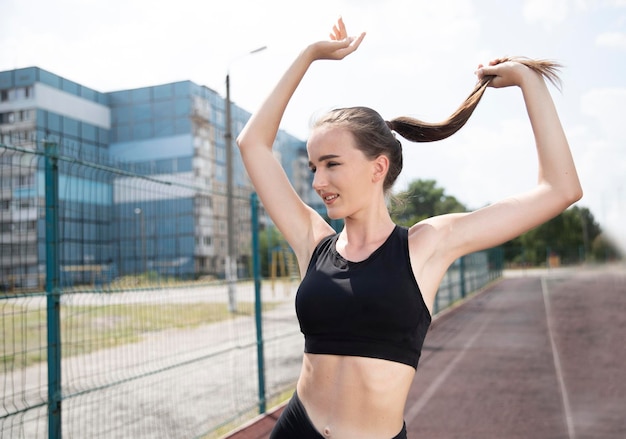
[541,275,576,439]
[404,312,494,423]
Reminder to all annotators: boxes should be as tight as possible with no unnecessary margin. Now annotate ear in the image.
[372,155,389,184]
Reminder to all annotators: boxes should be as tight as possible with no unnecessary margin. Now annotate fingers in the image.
[330,17,347,41]
[317,17,365,60]
[475,57,509,80]
[488,57,509,66]
[342,31,366,55]
[476,57,508,71]
[337,16,347,36]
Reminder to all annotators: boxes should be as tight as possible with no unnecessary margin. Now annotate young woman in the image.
[237,17,582,439]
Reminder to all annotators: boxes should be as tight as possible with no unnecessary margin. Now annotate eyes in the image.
[309,161,340,174]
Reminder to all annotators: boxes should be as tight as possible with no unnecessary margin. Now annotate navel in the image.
[323,425,332,437]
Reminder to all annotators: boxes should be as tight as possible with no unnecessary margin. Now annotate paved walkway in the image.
[224,264,626,438]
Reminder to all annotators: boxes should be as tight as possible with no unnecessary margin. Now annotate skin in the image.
[237,17,582,439]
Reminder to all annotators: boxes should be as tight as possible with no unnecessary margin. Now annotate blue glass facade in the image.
[0,67,113,287]
[0,66,308,286]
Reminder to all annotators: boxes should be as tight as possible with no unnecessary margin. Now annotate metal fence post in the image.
[459,256,466,299]
[44,141,62,439]
[250,193,266,413]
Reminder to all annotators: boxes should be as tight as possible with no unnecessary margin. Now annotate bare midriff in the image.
[296,353,415,439]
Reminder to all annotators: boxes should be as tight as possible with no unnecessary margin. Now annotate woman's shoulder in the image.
[406,213,469,264]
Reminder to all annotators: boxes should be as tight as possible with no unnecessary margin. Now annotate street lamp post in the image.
[225,45,267,313]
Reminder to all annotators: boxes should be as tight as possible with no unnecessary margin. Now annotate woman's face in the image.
[307,125,380,220]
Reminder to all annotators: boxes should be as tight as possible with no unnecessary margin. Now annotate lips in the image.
[321,193,339,204]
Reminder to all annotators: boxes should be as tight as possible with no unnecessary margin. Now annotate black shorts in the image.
[270,391,408,439]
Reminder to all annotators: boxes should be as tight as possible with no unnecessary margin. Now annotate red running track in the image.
[224,264,626,438]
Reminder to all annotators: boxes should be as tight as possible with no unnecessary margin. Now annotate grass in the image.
[1,301,279,369]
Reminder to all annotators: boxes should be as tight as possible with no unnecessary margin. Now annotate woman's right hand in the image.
[306,17,366,61]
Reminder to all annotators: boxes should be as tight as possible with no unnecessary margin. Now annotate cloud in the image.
[523,0,571,27]
[581,87,626,140]
[578,87,626,251]
[596,31,626,49]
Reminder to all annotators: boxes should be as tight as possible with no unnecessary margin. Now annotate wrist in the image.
[517,64,544,90]
[300,44,319,64]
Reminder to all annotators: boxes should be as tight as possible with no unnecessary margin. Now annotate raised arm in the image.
[237,18,365,267]
[416,59,583,270]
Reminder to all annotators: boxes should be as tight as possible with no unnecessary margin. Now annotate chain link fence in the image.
[1,141,503,438]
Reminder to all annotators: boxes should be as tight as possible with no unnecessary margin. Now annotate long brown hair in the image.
[313,57,562,193]
[387,57,562,142]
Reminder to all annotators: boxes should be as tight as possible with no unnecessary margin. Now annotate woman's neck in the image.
[337,214,395,262]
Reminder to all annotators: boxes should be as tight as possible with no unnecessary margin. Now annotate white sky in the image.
[2,0,625,251]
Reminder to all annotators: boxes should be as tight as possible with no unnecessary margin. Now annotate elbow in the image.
[540,180,583,213]
[543,170,583,209]
[571,185,583,204]
[568,177,584,204]
[236,123,254,151]
[235,131,246,151]
[560,181,583,208]
[236,127,264,153]
[236,135,254,155]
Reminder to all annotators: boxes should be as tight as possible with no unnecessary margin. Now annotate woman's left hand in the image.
[475,58,532,88]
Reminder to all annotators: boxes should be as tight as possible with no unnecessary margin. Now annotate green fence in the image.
[1,142,503,438]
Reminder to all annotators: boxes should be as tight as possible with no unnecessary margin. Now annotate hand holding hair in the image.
[476,56,562,90]
[388,56,563,143]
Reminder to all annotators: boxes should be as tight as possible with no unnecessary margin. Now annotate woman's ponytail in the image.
[387,56,562,143]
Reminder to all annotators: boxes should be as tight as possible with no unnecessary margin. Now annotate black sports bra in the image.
[295,226,431,369]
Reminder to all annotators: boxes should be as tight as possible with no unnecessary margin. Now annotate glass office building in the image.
[0,66,310,287]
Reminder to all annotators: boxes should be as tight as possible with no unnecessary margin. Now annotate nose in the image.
[312,169,326,191]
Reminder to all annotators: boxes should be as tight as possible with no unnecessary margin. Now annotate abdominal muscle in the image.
[296,353,415,438]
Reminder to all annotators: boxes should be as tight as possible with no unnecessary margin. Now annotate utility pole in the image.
[225,45,267,312]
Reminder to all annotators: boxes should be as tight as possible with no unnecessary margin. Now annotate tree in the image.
[391,179,466,226]
[591,233,623,262]
[390,179,621,266]
[503,205,612,265]
[256,226,298,278]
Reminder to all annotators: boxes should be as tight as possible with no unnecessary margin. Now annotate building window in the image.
[13,221,36,234]
[0,112,16,124]
[197,195,212,208]
[18,174,34,187]
[0,90,8,102]
[18,199,32,209]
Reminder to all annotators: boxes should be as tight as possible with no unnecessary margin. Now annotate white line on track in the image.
[404,312,494,423]
[541,275,576,439]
